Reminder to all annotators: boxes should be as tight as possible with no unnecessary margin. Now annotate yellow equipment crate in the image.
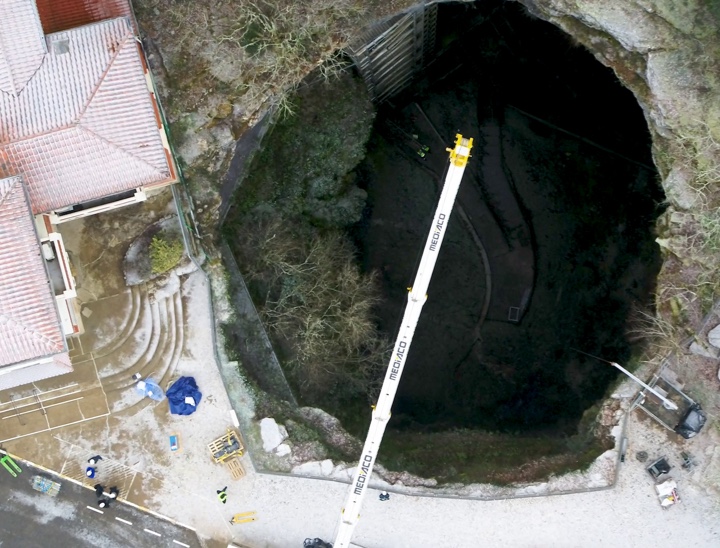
[207,429,244,463]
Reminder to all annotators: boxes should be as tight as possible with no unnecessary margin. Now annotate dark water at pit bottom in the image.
[352,1,663,435]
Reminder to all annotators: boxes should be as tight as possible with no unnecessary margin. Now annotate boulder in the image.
[707,324,720,349]
[292,461,323,476]
[320,459,334,476]
[275,443,291,457]
[260,417,288,452]
[689,341,718,359]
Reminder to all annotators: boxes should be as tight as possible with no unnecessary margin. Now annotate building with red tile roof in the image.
[0,0,178,389]
[0,1,176,220]
[0,176,72,390]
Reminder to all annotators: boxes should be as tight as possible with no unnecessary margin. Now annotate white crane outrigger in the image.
[327,134,473,548]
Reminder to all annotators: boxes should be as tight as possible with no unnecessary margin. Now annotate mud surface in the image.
[352,1,663,434]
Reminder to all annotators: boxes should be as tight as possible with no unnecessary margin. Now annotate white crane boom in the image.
[332,134,474,548]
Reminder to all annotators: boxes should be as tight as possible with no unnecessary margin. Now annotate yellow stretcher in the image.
[231,511,257,524]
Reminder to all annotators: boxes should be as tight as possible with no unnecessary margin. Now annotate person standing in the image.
[217,486,228,504]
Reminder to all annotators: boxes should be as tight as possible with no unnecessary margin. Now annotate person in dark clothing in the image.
[88,455,103,465]
[108,486,119,499]
[94,484,105,498]
[98,498,111,508]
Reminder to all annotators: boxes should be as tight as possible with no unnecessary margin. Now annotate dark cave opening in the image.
[351,1,664,435]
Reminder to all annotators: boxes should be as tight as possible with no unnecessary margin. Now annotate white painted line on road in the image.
[86,506,104,514]
[172,541,190,547]
[115,498,197,532]
[115,517,132,525]
[144,528,162,537]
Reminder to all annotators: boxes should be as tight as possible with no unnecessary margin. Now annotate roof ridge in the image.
[0,175,19,209]
[0,0,48,97]
[16,47,49,97]
[0,311,64,355]
[0,37,16,95]
[76,124,166,177]
[76,22,133,120]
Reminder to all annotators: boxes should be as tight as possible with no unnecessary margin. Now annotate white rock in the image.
[292,461,323,476]
[689,341,718,359]
[516,483,548,496]
[331,464,351,478]
[707,324,720,349]
[260,417,287,452]
[573,2,673,53]
[664,165,700,210]
[320,459,333,476]
[275,443,291,457]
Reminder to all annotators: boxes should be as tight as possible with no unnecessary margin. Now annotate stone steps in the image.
[158,290,185,389]
[93,285,144,360]
[105,289,185,417]
[102,298,164,390]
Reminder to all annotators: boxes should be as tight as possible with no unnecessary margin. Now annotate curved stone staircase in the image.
[90,283,185,417]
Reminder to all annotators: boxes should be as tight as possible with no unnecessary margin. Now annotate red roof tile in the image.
[0,176,66,367]
[0,17,175,214]
[35,0,133,35]
[0,0,47,96]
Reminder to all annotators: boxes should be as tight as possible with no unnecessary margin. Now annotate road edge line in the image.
[0,450,197,532]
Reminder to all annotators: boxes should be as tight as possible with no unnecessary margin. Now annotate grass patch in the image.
[149,235,184,273]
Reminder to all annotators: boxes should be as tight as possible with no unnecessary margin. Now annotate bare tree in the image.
[239,215,388,401]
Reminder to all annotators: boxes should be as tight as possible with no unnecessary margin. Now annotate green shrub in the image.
[233,71,375,227]
[149,236,184,274]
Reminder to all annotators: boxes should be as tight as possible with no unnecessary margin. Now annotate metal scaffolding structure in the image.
[346,3,438,103]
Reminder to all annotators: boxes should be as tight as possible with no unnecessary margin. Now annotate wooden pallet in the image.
[226,457,246,480]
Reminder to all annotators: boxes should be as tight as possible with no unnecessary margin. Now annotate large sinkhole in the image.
[352,1,663,436]
[226,0,666,482]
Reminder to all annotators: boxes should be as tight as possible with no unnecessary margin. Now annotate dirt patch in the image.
[60,190,177,300]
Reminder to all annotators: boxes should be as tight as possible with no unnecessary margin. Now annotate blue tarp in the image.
[166,376,202,416]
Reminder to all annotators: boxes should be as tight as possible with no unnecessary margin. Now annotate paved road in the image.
[0,460,201,548]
